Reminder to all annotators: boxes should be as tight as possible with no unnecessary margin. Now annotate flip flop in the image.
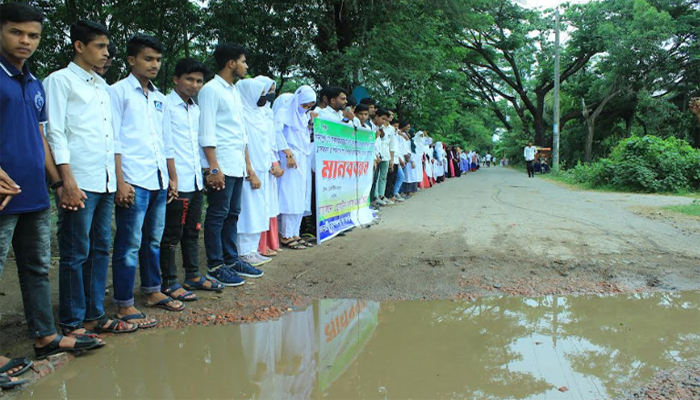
[116,313,158,329]
[162,283,198,301]
[280,239,306,250]
[262,250,278,257]
[93,315,138,334]
[0,374,26,390]
[147,297,185,312]
[0,358,32,378]
[183,277,224,293]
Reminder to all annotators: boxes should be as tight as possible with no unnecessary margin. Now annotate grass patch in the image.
[664,200,700,217]
[542,170,700,198]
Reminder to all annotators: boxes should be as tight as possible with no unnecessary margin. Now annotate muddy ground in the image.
[1,166,699,396]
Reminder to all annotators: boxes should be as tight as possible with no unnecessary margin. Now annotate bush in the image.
[563,136,700,193]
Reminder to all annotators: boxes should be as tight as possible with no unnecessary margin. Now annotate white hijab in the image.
[255,75,276,119]
[236,78,267,129]
[274,85,316,131]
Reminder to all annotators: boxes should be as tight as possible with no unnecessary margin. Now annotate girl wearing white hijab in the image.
[236,78,273,266]
[254,75,283,256]
[274,85,316,250]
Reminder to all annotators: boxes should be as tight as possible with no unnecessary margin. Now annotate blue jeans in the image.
[394,165,405,196]
[204,175,243,270]
[57,192,114,329]
[112,186,166,308]
[0,209,57,338]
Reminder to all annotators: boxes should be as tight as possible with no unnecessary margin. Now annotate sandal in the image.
[297,238,316,247]
[262,250,278,257]
[0,358,32,378]
[183,277,224,293]
[61,326,102,340]
[0,374,26,390]
[147,297,185,312]
[162,283,198,302]
[92,315,138,334]
[116,313,158,329]
[280,239,306,250]
[34,334,102,360]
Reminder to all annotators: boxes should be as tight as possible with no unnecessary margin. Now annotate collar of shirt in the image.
[126,72,158,94]
[66,61,106,86]
[0,54,37,82]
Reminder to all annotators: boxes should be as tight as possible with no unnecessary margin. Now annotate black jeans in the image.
[0,209,57,338]
[526,160,534,177]
[385,165,397,198]
[161,190,204,287]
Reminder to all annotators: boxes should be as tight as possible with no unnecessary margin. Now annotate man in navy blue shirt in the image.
[0,3,101,367]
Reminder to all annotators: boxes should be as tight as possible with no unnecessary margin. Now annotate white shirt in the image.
[486,154,492,161]
[316,106,343,122]
[110,74,171,190]
[45,62,116,193]
[524,146,538,161]
[376,125,391,161]
[384,125,401,164]
[164,91,203,192]
[198,75,249,178]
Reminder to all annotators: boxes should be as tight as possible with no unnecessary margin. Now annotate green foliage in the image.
[664,200,700,217]
[563,136,700,193]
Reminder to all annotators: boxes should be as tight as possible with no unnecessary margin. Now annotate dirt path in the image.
[2,166,699,374]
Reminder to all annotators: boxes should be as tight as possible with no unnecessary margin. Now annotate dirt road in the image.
[2,166,699,363]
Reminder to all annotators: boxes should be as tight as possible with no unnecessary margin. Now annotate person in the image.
[371,109,392,206]
[384,116,403,202]
[0,3,102,364]
[459,148,469,173]
[159,58,224,299]
[236,78,274,267]
[486,152,492,167]
[45,20,137,337]
[391,120,411,200]
[524,141,538,178]
[359,97,378,130]
[275,85,317,250]
[316,86,349,122]
[92,41,116,78]
[355,104,371,128]
[255,75,284,258]
[110,34,185,329]
[198,43,264,285]
[404,131,424,194]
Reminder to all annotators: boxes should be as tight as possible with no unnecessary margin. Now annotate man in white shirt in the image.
[486,152,492,167]
[110,34,183,329]
[524,141,538,178]
[159,58,223,300]
[46,20,137,337]
[384,117,405,202]
[315,86,349,122]
[370,109,392,206]
[198,43,263,286]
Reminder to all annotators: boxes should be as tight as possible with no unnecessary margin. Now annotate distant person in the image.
[486,152,492,167]
[524,141,538,178]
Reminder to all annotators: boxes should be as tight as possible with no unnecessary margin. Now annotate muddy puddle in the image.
[18,292,700,400]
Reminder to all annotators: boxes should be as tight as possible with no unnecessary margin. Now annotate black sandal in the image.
[280,239,307,250]
[92,315,138,334]
[0,357,32,378]
[34,334,103,360]
[0,374,26,390]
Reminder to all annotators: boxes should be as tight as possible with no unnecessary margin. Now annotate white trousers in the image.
[279,213,303,238]
[237,233,262,256]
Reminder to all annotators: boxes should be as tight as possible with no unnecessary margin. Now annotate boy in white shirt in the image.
[524,141,538,178]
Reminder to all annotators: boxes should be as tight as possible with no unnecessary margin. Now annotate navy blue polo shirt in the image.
[0,55,50,215]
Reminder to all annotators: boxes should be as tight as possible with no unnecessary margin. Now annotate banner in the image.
[314,118,376,244]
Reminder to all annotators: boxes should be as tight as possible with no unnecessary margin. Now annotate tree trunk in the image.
[582,89,621,162]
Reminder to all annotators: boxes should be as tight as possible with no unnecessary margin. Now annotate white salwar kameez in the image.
[236,79,271,256]
[275,86,316,238]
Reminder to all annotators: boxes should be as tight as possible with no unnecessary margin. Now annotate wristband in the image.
[50,180,64,190]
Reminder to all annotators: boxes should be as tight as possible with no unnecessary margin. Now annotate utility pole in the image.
[553,6,561,170]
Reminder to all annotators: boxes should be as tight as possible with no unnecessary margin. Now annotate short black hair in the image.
[126,34,163,57]
[320,86,347,102]
[391,118,399,125]
[0,3,44,26]
[70,20,109,49]
[375,108,391,118]
[214,43,246,71]
[355,104,369,113]
[346,95,357,108]
[174,58,210,78]
[360,97,376,106]
[107,42,117,59]
[399,119,410,129]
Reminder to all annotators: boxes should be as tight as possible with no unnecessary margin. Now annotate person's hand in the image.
[399,159,405,168]
[309,111,319,125]
[206,172,225,191]
[270,164,284,178]
[58,178,87,211]
[389,163,394,172]
[411,161,416,168]
[116,180,135,208]
[247,170,261,189]
[0,168,21,211]
[167,179,178,204]
[343,108,355,121]
[286,154,298,169]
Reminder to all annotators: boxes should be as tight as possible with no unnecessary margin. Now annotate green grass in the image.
[540,170,700,198]
[664,201,700,217]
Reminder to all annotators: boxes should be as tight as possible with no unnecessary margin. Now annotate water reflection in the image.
[20,292,700,400]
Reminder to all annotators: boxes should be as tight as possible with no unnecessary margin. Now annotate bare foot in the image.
[0,356,23,375]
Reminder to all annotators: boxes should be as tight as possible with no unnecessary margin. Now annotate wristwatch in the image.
[211,168,219,175]
[50,180,64,190]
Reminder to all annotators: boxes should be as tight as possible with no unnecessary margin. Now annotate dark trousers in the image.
[385,165,397,198]
[204,175,243,270]
[370,163,379,202]
[526,160,534,177]
[301,171,317,236]
[160,190,204,288]
[0,209,57,338]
